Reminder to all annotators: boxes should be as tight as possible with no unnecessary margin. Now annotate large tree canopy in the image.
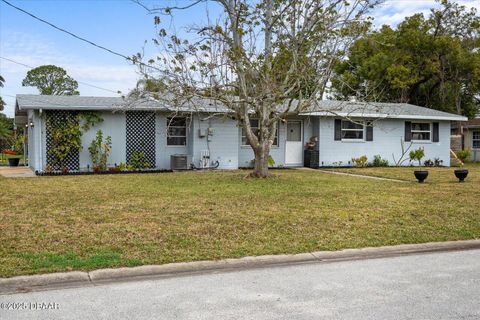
[132,0,381,177]
[331,0,480,118]
[22,65,80,95]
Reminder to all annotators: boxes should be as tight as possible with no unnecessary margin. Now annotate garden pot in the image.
[8,158,20,167]
[414,170,428,183]
[454,169,468,182]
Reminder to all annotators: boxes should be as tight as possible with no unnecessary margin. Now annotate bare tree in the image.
[132,0,382,177]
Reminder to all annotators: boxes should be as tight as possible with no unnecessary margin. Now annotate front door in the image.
[285,120,303,165]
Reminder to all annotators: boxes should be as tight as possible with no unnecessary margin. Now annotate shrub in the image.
[117,162,126,171]
[250,155,276,168]
[456,149,471,163]
[409,147,425,166]
[128,151,150,170]
[14,135,25,154]
[267,155,275,167]
[424,159,434,167]
[352,155,368,167]
[88,130,112,172]
[424,158,443,167]
[372,155,389,167]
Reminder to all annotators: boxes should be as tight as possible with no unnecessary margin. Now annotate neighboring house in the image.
[14,94,467,172]
[460,116,480,162]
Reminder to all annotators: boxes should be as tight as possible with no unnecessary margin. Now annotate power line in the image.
[0,0,161,72]
[0,56,122,95]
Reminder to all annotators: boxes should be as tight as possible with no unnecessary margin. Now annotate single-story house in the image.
[14,94,467,172]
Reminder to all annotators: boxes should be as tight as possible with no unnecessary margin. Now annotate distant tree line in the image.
[331,0,480,118]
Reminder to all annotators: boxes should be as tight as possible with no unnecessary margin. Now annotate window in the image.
[473,131,480,149]
[341,120,364,140]
[167,117,187,146]
[411,122,431,141]
[241,119,279,147]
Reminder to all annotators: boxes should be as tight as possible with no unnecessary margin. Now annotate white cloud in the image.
[371,0,479,28]
[0,31,140,116]
[371,0,437,28]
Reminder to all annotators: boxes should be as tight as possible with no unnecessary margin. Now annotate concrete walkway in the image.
[315,169,408,182]
[1,249,478,319]
[0,166,36,178]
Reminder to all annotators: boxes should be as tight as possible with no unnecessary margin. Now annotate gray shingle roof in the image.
[303,101,467,121]
[16,94,152,110]
[15,94,229,113]
[15,94,467,121]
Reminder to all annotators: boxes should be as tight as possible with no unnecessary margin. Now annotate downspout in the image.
[23,126,27,166]
[38,109,44,172]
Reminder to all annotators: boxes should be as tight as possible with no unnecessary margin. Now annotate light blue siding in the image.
[190,114,239,169]
[318,118,451,166]
[156,113,188,169]
[79,112,127,169]
[27,110,453,172]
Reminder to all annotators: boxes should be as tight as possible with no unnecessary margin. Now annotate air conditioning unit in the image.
[170,154,191,170]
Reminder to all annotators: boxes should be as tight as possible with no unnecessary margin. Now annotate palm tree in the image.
[0,75,5,111]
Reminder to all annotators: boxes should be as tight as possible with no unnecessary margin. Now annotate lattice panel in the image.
[126,111,156,168]
[45,110,80,171]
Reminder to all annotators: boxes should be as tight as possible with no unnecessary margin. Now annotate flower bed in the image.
[35,169,173,176]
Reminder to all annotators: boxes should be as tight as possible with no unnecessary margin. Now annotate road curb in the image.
[1,240,479,295]
[0,272,89,294]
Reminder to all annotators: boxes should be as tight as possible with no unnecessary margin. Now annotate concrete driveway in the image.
[0,167,35,178]
[1,249,479,319]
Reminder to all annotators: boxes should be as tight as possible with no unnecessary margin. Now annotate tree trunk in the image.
[252,142,271,178]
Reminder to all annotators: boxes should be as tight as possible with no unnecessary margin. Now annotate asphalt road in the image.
[1,249,479,320]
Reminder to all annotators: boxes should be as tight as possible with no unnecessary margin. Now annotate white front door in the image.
[285,120,303,165]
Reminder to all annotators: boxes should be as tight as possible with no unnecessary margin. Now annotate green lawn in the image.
[0,166,479,277]
[326,163,480,182]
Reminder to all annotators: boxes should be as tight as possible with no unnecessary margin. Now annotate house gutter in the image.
[301,112,468,122]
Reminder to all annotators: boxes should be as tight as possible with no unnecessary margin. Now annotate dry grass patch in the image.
[0,167,479,277]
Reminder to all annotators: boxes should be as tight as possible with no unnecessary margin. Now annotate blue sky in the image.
[1,0,479,117]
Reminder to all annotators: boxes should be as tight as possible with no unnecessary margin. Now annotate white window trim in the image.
[411,121,432,143]
[472,131,480,149]
[341,120,365,142]
[167,117,187,146]
[241,120,279,148]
